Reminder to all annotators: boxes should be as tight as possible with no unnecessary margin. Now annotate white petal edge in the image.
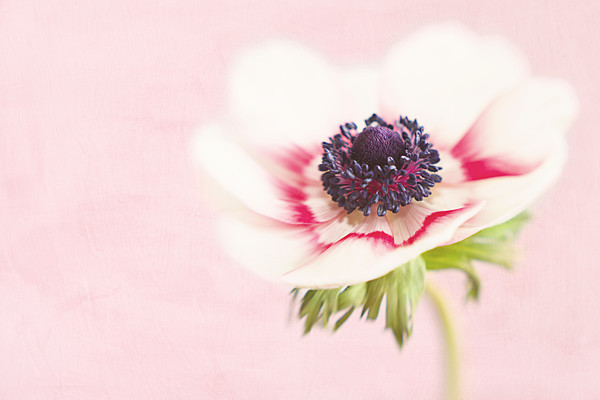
[228,39,345,148]
[379,22,529,151]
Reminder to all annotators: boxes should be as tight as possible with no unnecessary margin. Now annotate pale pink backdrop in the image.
[1,0,598,399]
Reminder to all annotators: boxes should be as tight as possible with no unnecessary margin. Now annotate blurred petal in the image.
[193,123,344,224]
[193,123,292,221]
[217,214,318,280]
[451,137,568,242]
[229,40,344,147]
[217,209,389,283]
[217,200,484,288]
[338,66,380,123]
[445,79,577,240]
[297,181,346,223]
[266,147,345,224]
[452,78,578,179]
[433,149,468,185]
[379,23,529,150]
[282,202,484,288]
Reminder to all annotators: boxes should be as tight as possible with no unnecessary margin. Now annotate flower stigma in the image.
[319,114,442,217]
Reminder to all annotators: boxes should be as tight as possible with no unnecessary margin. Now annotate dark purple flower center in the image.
[319,114,442,217]
[350,126,405,167]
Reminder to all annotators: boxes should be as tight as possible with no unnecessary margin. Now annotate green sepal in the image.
[294,257,426,347]
[422,211,530,300]
[383,257,425,346]
[291,212,530,346]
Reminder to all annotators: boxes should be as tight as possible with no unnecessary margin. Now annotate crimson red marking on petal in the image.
[303,230,396,263]
[291,204,317,224]
[304,222,396,260]
[460,159,528,180]
[272,145,319,176]
[277,182,317,224]
[339,231,397,249]
[401,208,461,246]
[311,239,334,254]
[450,125,542,181]
[268,145,325,224]
[280,182,307,202]
[450,128,478,161]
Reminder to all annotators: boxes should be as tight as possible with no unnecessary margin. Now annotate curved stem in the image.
[425,281,461,400]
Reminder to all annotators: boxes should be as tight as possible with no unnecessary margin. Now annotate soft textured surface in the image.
[1,0,598,399]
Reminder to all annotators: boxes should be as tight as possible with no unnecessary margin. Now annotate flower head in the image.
[193,23,577,289]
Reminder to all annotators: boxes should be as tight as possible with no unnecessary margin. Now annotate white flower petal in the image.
[451,78,578,178]
[445,79,577,240]
[217,214,318,280]
[418,183,472,212]
[338,66,380,123]
[217,208,391,285]
[229,40,344,147]
[385,203,448,245]
[311,212,391,248]
[452,137,568,242]
[299,182,347,222]
[379,23,529,150]
[282,202,484,288]
[192,123,291,220]
[193,123,345,224]
[267,149,346,224]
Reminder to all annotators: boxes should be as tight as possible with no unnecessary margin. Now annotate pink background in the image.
[1,0,598,399]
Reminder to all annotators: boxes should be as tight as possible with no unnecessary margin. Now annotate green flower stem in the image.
[425,281,461,400]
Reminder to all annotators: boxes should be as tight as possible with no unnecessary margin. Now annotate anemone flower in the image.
[193,23,577,290]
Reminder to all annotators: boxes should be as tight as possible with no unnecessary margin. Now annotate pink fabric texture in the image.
[1,1,598,399]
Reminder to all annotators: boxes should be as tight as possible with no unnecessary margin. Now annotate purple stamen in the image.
[319,114,442,217]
